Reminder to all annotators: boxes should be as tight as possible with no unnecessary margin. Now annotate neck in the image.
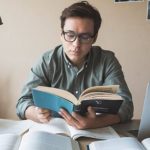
[74,59,85,69]
[65,54,86,69]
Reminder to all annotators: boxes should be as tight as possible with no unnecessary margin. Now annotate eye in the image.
[80,34,91,40]
[65,32,75,38]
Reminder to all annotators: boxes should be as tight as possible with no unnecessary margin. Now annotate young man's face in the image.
[61,17,95,67]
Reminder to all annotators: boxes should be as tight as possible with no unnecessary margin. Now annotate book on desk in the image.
[88,136,150,150]
[1,118,150,150]
[0,118,119,150]
[0,131,80,150]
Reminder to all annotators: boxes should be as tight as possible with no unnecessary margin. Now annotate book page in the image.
[80,85,119,98]
[19,131,80,150]
[0,133,21,150]
[0,119,33,135]
[68,125,120,140]
[29,118,71,136]
[30,118,119,140]
[34,86,78,104]
[80,92,123,101]
[142,138,150,150]
[88,137,146,150]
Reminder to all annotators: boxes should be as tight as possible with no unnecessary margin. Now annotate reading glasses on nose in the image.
[62,30,95,43]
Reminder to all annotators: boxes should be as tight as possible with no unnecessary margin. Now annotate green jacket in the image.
[16,45,133,122]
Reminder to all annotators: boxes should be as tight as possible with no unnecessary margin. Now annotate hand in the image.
[59,106,121,129]
[59,106,97,129]
[25,106,52,123]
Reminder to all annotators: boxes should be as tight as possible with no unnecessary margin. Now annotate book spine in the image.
[73,105,81,113]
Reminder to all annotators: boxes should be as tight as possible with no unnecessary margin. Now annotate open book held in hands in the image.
[32,85,123,114]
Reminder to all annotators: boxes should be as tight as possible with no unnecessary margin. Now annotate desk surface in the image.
[113,119,140,132]
[78,119,140,150]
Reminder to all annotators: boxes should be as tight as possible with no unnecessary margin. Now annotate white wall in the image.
[0,0,150,119]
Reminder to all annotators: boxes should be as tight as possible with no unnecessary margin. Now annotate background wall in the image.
[0,0,150,120]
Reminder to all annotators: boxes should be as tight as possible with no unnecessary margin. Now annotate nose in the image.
[72,37,81,47]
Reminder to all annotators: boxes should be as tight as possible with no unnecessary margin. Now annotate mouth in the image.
[70,51,80,56]
[69,48,80,55]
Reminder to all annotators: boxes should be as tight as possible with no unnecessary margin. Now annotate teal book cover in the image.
[32,89,74,114]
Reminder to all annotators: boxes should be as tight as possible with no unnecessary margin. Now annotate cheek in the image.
[62,42,72,54]
[61,37,69,50]
[82,45,92,53]
[63,42,71,49]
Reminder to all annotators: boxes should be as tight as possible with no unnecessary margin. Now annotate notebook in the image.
[137,81,150,141]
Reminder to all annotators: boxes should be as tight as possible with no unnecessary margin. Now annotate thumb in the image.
[87,106,96,118]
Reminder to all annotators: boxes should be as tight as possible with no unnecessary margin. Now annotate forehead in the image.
[63,17,94,33]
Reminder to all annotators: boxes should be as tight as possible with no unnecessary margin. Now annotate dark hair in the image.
[60,1,102,36]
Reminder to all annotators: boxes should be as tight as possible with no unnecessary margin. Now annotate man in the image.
[16,1,133,129]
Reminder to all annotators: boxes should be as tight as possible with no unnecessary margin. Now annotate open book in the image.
[30,118,120,140]
[32,85,123,114]
[0,119,33,134]
[0,119,79,150]
[0,118,119,141]
[0,118,119,150]
[88,137,150,150]
[0,131,80,150]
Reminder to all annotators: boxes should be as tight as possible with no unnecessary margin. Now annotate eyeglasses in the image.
[62,30,95,44]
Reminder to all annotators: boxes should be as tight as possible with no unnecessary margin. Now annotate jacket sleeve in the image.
[16,52,51,119]
[102,51,134,122]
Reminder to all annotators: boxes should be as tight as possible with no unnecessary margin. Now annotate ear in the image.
[92,33,98,44]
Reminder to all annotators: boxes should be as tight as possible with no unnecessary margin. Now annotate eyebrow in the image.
[64,30,93,35]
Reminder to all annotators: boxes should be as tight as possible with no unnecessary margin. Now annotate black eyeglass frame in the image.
[62,30,95,43]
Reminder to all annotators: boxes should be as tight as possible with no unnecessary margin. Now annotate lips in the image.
[70,48,80,53]
[70,51,80,56]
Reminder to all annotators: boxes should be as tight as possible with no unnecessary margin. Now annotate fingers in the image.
[72,106,96,129]
[59,109,72,123]
[59,108,89,129]
[59,107,97,129]
[87,106,96,118]
[25,106,52,123]
[59,109,79,127]
[35,107,52,123]
[35,107,49,114]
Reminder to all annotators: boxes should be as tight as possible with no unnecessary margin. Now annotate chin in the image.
[70,57,80,64]
[69,54,79,60]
